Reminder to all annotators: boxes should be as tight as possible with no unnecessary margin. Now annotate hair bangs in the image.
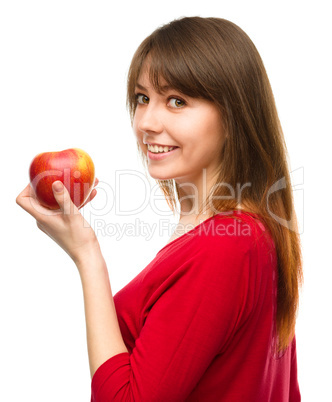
[146,47,207,99]
[127,27,213,123]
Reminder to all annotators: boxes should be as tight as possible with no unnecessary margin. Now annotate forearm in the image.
[76,250,128,378]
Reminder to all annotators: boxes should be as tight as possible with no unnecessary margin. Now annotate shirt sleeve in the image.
[91,231,259,401]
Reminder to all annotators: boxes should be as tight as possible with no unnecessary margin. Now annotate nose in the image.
[136,103,164,134]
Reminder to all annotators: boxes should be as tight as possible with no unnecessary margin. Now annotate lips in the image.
[147,147,179,160]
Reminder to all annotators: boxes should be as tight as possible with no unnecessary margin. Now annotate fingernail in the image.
[53,181,63,192]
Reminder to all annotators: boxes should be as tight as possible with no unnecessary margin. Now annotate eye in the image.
[168,97,186,108]
[136,93,149,105]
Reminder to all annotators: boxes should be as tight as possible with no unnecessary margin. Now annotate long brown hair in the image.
[126,16,303,353]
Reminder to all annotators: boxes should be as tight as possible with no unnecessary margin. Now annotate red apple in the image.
[29,148,95,210]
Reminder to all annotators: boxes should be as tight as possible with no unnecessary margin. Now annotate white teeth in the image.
[147,144,175,153]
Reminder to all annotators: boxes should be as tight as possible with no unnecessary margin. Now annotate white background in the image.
[0,1,330,401]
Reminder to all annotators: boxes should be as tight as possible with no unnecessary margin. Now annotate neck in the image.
[175,168,216,223]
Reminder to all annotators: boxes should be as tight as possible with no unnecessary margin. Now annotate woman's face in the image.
[133,66,226,191]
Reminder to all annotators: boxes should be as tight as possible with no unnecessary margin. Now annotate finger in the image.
[16,184,33,213]
[78,179,98,209]
[52,181,78,216]
[16,184,58,218]
[16,184,33,202]
[79,188,97,209]
[89,188,97,202]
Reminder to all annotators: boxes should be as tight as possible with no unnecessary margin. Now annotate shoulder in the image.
[196,211,272,252]
[190,211,276,275]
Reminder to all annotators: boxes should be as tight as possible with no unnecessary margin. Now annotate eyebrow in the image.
[135,82,174,93]
[135,83,147,91]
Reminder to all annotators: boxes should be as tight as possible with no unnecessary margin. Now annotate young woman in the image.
[16,16,303,401]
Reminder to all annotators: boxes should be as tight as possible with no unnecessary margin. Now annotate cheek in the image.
[183,115,224,159]
[133,116,143,142]
[132,114,139,138]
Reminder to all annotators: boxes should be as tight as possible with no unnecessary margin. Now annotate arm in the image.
[76,250,128,378]
[16,181,128,378]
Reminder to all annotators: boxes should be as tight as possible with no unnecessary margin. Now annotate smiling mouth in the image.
[147,146,179,160]
[147,144,179,154]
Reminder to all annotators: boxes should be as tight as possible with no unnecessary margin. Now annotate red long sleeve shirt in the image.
[91,211,301,401]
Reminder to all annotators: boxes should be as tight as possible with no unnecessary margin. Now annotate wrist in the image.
[76,248,111,296]
[74,239,104,272]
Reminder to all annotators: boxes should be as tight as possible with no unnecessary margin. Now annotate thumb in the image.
[52,181,76,215]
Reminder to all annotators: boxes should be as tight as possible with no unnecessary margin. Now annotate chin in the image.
[150,174,173,181]
[147,168,173,181]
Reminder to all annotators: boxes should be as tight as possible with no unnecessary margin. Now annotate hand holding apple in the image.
[16,148,100,264]
[29,148,95,210]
